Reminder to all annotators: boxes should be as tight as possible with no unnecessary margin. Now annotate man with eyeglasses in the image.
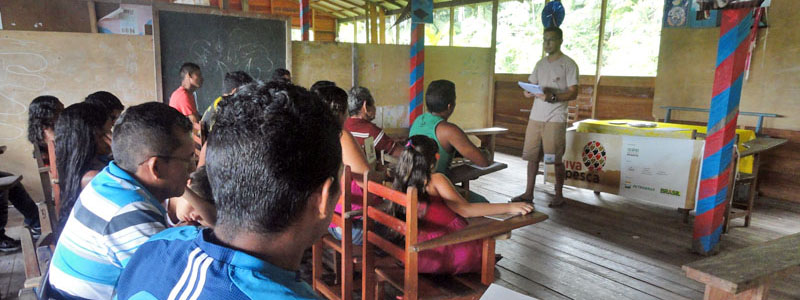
[48,102,194,300]
[512,26,579,208]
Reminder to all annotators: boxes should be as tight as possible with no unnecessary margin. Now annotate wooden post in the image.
[409,22,425,125]
[590,0,607,119]
[693,8,754,256]
[396,17,400,44]
[364,3,370,43]
[88,1,98,33]
[152,6,164,103]
[300,0,310,40]
[487,0,498,127]
[370,3,378,44]
[449,6,454,46]
[219,0,229,10]
[242,0,249,12]
[379,8,386,44]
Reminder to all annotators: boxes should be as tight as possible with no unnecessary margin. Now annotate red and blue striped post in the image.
[409,22,425,125]
[692,8,754,255]
[300,0,310,41]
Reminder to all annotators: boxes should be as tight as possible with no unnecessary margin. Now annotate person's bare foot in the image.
[510,193,534,204]
[548,194,565,207]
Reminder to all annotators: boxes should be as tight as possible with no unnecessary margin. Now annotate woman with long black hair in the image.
[27,95,64,163]
[54,102,113,234]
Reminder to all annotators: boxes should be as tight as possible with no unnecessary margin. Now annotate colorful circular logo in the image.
[582,141,606,171]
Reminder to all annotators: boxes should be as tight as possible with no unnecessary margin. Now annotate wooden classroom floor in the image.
[2,152,798,299]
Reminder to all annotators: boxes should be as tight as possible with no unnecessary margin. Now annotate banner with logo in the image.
[546,131,703,209]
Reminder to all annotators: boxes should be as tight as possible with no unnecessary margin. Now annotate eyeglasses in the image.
[138,154,195,170]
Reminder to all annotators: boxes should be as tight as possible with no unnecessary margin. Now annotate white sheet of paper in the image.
[480,284,538,300]
[518,81,543,94]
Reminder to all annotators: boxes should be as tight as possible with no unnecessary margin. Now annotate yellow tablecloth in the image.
[577,120,755,173]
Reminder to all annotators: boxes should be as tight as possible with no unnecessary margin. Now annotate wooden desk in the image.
[464,127,508,162]
[683,232,800,300]
[449,162,508,194]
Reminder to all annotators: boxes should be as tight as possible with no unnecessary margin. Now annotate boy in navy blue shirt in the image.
[116,81,343,299]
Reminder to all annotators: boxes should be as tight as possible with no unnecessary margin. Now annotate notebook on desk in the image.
[484,213,520,221]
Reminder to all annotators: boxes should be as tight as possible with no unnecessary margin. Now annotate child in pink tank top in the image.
[384,136,534,274]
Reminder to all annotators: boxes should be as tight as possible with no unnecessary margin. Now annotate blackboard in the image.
[158,10,288,113]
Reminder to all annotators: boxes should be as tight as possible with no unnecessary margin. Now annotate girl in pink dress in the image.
[386,135,534,274]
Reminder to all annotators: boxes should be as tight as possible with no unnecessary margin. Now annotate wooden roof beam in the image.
[310,3,350,18]
[313,0,360,16]
[338,0,492,22]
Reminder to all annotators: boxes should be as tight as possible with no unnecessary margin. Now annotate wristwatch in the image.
[550,94,557,102]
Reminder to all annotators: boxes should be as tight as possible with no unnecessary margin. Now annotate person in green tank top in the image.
[409,80,490,176]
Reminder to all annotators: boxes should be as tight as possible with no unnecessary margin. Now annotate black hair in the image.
[188,166,213,204]
[180,62,201,78]
[27,96,63,147]
[55,102,110,233]
[544,26,563,40]
[84,91,124,113]
[313,85,349,121]
[111,102,192,174]
[425,80,456,113]
[310,80,337,93]
[383,135,439,242]
[207,81,342,234]
[223,71,254,94]
[347,86,375,116]
[271,68,291,83]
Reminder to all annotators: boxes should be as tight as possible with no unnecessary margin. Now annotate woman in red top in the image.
[386,135,533,274]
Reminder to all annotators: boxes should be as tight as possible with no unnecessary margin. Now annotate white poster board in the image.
[546,131,703,209]
[618,136,696,208]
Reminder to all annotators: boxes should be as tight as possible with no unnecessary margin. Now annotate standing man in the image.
[512,27,579,207]
[169,62,204,154]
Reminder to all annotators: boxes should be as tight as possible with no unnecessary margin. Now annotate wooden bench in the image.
[683,233,800,299]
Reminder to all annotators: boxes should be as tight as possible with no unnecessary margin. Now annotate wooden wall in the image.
[0,0,93,32]
[653,1,800,203]
[0,31,156,202]
[209,0,337,41]
[293,42,493,130]
[493,74,654,156]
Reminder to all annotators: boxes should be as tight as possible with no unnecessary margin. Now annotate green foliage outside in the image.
[336,0,663,76]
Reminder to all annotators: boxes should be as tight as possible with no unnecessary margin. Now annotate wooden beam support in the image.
[590,0,607,119]
[315,0,361,16]
[151,5,164,103]
[242,0,249,12]
[310,4,349,18]
[379,7,386,44]
[219,0,229,10]
[370,3,378,43]
[88,1,98,33]
[487,0,498,127]
[339,0,491,22]
[449,6,454,46]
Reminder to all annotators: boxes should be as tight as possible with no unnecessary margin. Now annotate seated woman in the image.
[27,95,64,166]
[385,135,533,274]
[166,166,216,228]
[54,102,113,234]
[312,82,385,245]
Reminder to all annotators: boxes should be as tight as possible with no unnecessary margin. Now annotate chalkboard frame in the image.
[151,2,292,104]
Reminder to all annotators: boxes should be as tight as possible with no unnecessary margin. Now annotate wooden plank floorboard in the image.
[0,251,16,299]
[493,268,569,300]
[510,226,704,299]
[499,236,691,300]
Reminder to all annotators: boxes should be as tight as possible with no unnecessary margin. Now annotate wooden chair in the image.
[683,232,800,300]
[312,166,363,300]
[361,181,496,300]
[46,138,60,218]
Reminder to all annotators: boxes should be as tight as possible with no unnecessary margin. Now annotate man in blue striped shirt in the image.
[48,102,194,299]
[116,81,343,299]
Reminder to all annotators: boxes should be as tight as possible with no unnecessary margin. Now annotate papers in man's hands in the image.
[518,82,543,94]
[484,212,520,221]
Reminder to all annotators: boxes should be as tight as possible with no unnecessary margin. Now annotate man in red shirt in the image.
[344,86,403,157]
[169,62,204,155]
[169,62,204,125]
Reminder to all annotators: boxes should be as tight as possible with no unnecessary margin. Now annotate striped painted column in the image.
[692,8,754,255]
[300,0,310,41]
[409,22,425,125]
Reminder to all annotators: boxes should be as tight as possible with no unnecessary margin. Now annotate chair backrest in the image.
[331,165,353,234]
[361,180,418,299]
[45,137,60,216]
